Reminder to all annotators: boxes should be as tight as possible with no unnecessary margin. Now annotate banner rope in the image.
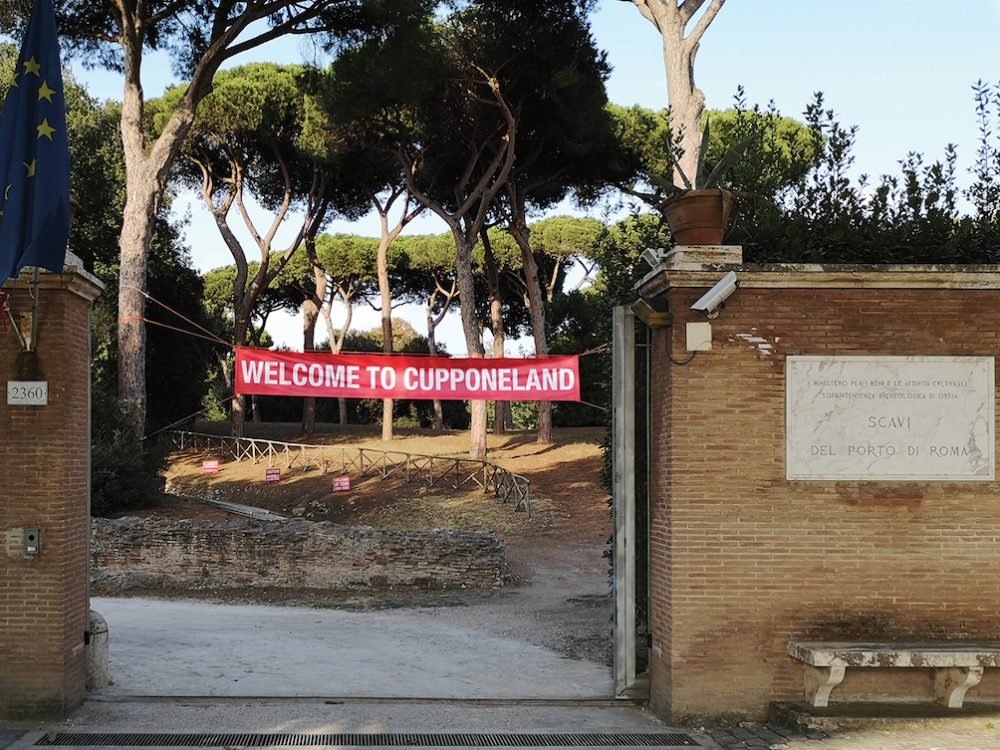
[140,395,238,442]
[578,343,610,357]
[117,315,233,347]
[118,284,232,347]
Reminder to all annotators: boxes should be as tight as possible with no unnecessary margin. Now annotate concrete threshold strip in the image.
[28,701,701,750]
[33,733,700,748]
[86,697,628,706]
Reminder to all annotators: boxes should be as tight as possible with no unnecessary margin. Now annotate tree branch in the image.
[573,260,597,291]
[145,0,192,28]
[221,0,334,61]
[261,143,294,252]
[432,278,459,328]
[191,154,243,276]
[627,0,667,30]
[457,70,517,233]
[685,0,725,51]
[399,146,462,235]
[677,0,705,26]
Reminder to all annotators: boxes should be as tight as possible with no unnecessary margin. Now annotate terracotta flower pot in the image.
[660,188,735,245]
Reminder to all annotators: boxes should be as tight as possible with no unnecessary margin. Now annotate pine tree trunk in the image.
[302,296,319,434]
[483,236,508,435]
[427,311,445,430]
[664,43,704,188]
[117,28,198,439]
[378,235,394,441]
[469,401,487,459]
[231,395,246,437]
[452,231,487,459]
[320,295,351,426]
[116,182,156,438]
[381,396,394,438]
[631,0,724,189]
[302,397,316,435]
[229,317,251,437]
[509,206,553,443]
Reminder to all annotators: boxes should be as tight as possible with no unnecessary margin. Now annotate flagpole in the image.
[29,266,39,351]
[0,0,72,293]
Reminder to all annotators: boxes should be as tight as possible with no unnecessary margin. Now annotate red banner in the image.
[234,348,580,402]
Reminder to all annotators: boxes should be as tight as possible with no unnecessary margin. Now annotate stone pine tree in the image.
[394,232,459,430]
[153,64,321,435]
[330,9,517,459]
[272,245,329,431]
[0,44,216,440]
[316,234,379,423]
[477,225,516,434]
[399,26,515,458]
[623,0,726,186]
[273,78,371,433]
[371,177,423,442]
[314,63,427,441]
[332,1,617,457]
[488,0,618,443]
[21,0,427,438]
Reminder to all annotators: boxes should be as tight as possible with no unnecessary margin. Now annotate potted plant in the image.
[653,119,755,245]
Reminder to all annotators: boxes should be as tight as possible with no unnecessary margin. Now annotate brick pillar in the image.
[0,265,103,719]
[638,250,1000,721]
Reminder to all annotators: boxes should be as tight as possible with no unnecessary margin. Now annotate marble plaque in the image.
[786,356,994,481]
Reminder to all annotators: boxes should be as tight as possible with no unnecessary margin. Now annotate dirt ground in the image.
[145,422,611,547]
[114,422,615,666]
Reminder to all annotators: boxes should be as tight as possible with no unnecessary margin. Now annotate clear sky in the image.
[67,0,1000,352]
[597,0,1000,185]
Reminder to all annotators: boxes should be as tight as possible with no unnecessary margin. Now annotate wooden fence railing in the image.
[169,430,531,514]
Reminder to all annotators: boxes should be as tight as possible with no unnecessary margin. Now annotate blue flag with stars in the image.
[0,0,71,283]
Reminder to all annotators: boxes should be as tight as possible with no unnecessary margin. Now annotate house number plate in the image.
[7,381,48,406]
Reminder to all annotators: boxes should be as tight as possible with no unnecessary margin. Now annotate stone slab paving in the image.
[708,717,1000,750]
[709,723,832,749]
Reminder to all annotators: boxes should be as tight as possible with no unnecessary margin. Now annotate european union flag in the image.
[0,0,71,283]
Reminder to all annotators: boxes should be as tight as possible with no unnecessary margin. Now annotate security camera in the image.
[640,247,666,268]
[690,271,739,318]
[629,296,670,328]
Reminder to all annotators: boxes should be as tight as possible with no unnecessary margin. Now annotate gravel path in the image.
[90,535,614,699]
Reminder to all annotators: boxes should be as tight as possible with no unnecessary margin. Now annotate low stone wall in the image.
[91,517,508,594]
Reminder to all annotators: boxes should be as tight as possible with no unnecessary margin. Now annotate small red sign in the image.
[202,459,220,474]
[265,468,281,483]
[333,475,351,493]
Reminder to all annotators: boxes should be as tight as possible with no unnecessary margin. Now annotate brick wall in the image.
[646,275,1000,721]
[0,271,101,719]
[91,516,509,593]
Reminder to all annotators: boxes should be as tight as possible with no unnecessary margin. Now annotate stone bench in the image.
[787,640,1000,708]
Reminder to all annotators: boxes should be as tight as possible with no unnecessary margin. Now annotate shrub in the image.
[91,388,165,517]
